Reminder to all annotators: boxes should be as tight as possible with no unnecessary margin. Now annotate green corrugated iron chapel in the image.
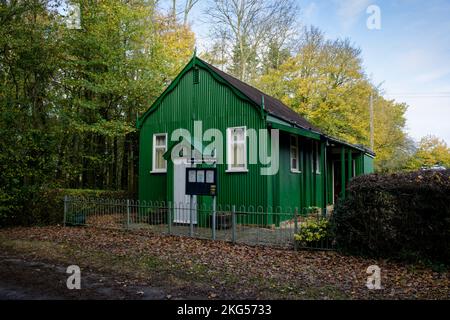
[137,54,374,224]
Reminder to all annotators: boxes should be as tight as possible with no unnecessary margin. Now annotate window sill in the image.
[290,170,302,174]
[150,170,167,174]
[226,169,248,173]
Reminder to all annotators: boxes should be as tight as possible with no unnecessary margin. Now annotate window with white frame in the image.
[227,127,247,171]
[290,135,300,172]
[152,133,167,172]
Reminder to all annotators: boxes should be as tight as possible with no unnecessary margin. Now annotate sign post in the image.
[189,194,194,236]
[185,164,218,239]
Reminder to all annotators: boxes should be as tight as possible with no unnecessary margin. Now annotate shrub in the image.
[294,217,331,246]
[1,188,130,227]
[333,170,450,264]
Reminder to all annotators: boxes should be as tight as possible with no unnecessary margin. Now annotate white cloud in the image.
[303,2,318,20]
[394,47,450,84]
[335,0,371,30]
[404,96,450,144]
[414,68,450,83]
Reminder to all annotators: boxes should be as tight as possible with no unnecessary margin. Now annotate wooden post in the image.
[189,195,194,237]
[370,94,374,150]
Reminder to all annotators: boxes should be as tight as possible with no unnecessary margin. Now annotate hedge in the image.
[333,170,450,264]
[1,188,130,227]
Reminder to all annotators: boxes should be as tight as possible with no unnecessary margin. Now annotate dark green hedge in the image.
[333,170,450,264]
[1,188,130,227]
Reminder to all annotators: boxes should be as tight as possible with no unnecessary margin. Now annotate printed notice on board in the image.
[206,170,214,183]
[188,170,196,183]
[196,170,205,183]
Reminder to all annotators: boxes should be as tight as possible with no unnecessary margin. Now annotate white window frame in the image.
[151,133,167,173]
[226,126,248,173]
[311,141,321,174]
[290,135,300,173]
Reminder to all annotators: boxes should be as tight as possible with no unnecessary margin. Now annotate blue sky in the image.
[172,0,450,144]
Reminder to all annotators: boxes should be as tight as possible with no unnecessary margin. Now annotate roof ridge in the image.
[197,57,321,133]
[199,57,282,104]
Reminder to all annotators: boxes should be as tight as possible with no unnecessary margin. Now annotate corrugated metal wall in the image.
[139,66,268,208]
[138,62,375,212]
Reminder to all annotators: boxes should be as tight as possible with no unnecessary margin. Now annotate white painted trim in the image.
[152,133,167,173]
[226,126,247,172]
[150,169,167,174]
[173,158,197,224]
[315,141,321,174]
[225,169,249,173]
[290,135,300,173]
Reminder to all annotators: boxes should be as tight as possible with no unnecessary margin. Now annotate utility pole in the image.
[370,93,374,150]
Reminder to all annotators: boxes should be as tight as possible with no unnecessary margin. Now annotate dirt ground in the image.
[0,226,449,300]
[0,254,170,299]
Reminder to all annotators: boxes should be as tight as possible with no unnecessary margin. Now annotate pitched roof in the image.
[137,55,374,156]
[198,59,378,156]
[199,58,321,133]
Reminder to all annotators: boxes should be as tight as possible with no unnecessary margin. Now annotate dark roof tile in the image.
[199,58,321,133]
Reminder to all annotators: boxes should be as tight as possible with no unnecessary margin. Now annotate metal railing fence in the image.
[63,196,335,250]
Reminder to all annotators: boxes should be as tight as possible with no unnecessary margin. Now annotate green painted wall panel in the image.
[138,60,374,217]
[139,67,268,208]
[363,154,374,174]
[277,132,301,210]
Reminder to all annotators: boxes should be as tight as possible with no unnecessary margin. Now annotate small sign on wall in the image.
[186,168,217,196]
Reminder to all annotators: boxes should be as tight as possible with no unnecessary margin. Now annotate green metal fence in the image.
[63,196,335,250]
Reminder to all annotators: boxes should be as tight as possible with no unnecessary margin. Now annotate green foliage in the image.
[294,217,330,244]
[0,188,129,227]
[0,1,194,225]
[255,27,410,173]
[304,206,321,215]
[406,135,450,170]
[333,170,450,264]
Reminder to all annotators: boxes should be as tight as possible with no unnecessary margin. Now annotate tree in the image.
[170,0,200,26]
[55,0,195,190]
[0,0,195,223]
[372,95,411,172]
[257,28,371,143]
[255,27,410,172]
[407,135,450,169]
[204,0,299,82]
[0,0,63,222]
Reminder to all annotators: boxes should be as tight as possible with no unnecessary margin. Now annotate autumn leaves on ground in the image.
[0,227,448,300]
